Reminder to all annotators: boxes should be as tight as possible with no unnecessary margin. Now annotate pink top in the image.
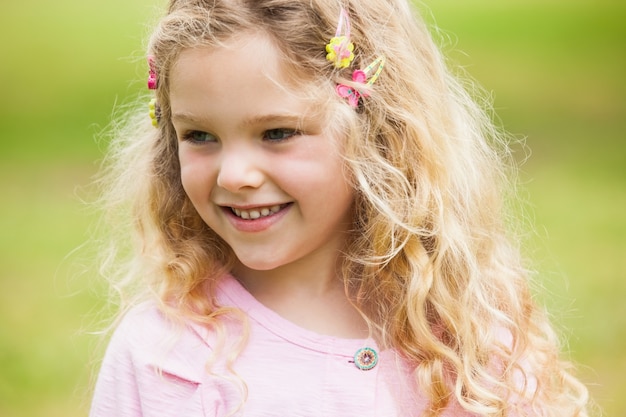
[90,275,474,416]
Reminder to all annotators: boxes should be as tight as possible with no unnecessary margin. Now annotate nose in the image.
[216,144,265,192]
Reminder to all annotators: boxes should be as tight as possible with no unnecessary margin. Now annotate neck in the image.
[231,255,369,339]
[233,257,342,299]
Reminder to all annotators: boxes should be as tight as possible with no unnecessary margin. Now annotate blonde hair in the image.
[97,0,590,415]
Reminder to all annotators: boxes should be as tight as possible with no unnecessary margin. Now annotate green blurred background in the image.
[0,0,623,415]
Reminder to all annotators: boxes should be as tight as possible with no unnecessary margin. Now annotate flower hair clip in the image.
[147,55,160,128]
[336,56,386,108]
[325,8,354,69]
[149,98,160,128]
[147,55,158,90]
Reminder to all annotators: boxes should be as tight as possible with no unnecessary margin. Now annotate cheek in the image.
[299,159,354,214]
[178,152,214,201]
[322,159,355,217]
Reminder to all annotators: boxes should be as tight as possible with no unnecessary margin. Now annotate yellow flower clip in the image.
[325,9,354,69]
[326,36,354,69]
[149,98,159,128]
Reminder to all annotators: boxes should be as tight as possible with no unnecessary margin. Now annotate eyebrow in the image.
[171,111,205,124]
[240,113,304,128]
[171,111,305,128]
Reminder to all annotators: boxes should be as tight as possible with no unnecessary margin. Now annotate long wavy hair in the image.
[96,0,590,415]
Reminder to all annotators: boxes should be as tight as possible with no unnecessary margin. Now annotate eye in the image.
[263,128,298,142]
[181,130,217,144]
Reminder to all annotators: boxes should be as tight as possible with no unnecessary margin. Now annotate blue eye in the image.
[264,128,298,141]
[182,130,216,144]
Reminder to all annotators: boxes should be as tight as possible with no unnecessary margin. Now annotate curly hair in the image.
[96,0,590,415]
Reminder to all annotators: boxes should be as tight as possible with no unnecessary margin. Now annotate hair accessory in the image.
[325,8,354,69]
[147,55,160,128]
[148,98,160,128]
[335,56,386,108]
[147,55,158,90]
[353,347,378,371]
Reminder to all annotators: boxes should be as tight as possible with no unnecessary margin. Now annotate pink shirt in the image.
[90,275,473,416]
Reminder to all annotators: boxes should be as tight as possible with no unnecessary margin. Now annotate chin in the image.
[235,257,288,273]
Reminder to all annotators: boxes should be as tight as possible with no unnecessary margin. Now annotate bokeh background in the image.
[1,0,624,415]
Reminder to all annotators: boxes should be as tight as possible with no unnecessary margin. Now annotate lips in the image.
[230,204,287,220]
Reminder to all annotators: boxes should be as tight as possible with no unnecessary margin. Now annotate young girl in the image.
[90,0,591,416]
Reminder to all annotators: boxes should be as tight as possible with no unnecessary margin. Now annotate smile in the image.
[230,204,286,220]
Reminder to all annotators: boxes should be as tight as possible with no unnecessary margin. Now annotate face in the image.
[169,33,355,278]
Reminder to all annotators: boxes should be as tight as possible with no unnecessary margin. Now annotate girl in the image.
[90,0,591,416]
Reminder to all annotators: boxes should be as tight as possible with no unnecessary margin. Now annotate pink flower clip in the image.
[335,56,386,108]
[336,70,367,108]
[147,55,158,90]
[325,8,354,69]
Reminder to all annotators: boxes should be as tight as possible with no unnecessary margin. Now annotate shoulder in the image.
[112,302,171,341]
[112,302,180,345]
[105,302,214,382]
[106,303,176,359]
[90,303,220,417]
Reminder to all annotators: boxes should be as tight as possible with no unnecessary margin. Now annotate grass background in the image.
[0,0,623,415]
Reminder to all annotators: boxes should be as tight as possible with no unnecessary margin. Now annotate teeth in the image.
[231,205,283,219]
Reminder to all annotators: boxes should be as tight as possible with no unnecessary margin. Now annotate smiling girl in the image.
[90,1,590,416]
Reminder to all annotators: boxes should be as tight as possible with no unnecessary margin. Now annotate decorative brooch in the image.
[353,347,379,371]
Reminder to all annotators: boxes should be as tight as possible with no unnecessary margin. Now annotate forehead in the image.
[169,32,323,123]
[171,33,281,88]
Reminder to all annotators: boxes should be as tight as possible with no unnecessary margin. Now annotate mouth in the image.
[229,204,289,220]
